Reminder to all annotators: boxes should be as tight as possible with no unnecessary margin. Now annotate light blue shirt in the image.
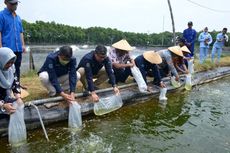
[158,49,178,77]
[213,33,226,48]
[198,32,213,48]
[0,8,24,52]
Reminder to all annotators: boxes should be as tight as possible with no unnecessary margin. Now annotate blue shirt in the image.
[183,28,196,55]
[0,8,24,52]
[198,32,213,48]
[213,32,226,48]
[38,52,77,94]
[77,51,116,92]
[134,55,162,86]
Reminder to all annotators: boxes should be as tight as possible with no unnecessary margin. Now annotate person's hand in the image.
[22,45,26,53]
[70,92,75,101]
[113,86,120,95]
[160,81,166,88]
[16,98,23,105]
[66,92,76,104]
[175,75,180,81]
[14,93,21,99]
[60,92,75,103]
[129,63,134,67]
[14,93,23,105]
[91,92,99,102]
[3,103,16,114]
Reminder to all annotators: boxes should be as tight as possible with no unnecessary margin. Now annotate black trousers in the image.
[14,52,22,82]
[113,67,132,83]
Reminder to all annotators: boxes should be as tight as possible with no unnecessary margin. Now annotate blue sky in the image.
[1,0,229,33]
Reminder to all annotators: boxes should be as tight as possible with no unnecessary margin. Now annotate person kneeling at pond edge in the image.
[38,46,79,104]
[157,46,184,81]
[108,39,135,83]
[76,45,120,102]
[0,47,23,117]
[173,45,190,75]
[134,51,166,91]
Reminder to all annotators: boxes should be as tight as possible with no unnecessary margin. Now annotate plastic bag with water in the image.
[68,101,82,129]
[188,59,194,74]
[8,102,27,146]
[185,74,192,90]
[131,66,147,92]
[94,95,123,116]
[171,76,181,88]
[159,87,168,101]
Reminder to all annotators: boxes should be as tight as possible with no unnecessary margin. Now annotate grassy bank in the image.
[21,56,230,102]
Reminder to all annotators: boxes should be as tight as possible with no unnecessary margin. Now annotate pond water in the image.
[1,76,230,153]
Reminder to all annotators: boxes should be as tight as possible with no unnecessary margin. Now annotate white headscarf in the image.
[0,47,16,89]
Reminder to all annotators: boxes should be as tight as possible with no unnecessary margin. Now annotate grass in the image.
[21,70,47,101]
[194,55,230,72]
[20,55,230,102]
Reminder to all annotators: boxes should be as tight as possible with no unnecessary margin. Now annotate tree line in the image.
[22,20,229,47]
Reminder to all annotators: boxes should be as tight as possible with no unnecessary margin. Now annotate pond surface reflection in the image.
[2,77,230,153]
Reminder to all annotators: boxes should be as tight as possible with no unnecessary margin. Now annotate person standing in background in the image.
[0,0,26,83]
[211,28,228,64]
[198,27,213,64]
[183,21,197,57]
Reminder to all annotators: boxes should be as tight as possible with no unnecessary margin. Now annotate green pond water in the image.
[2,76,230,153]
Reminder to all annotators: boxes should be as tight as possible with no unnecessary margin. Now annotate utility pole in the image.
[167,0,176,45]
[162,16,165,46]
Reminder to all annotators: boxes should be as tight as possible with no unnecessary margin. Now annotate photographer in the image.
[211,28,228,64]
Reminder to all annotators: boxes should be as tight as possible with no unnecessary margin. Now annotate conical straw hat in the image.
[143,51,162,64]
[112,39,133,51]
[168,46,183,57]
[181,46,191,53]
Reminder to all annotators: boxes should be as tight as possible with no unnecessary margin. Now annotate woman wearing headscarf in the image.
[0,47,22,116]
[198,27,213,64]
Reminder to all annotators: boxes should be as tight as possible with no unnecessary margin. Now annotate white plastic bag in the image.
[94,95,123,116]
[171,76,181,88]
[188,59,194,74]
[159,88,168,101]
[8,102,27,146]
[131,66,147,92]
[68,102,82,129]
[185,74,192,90]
